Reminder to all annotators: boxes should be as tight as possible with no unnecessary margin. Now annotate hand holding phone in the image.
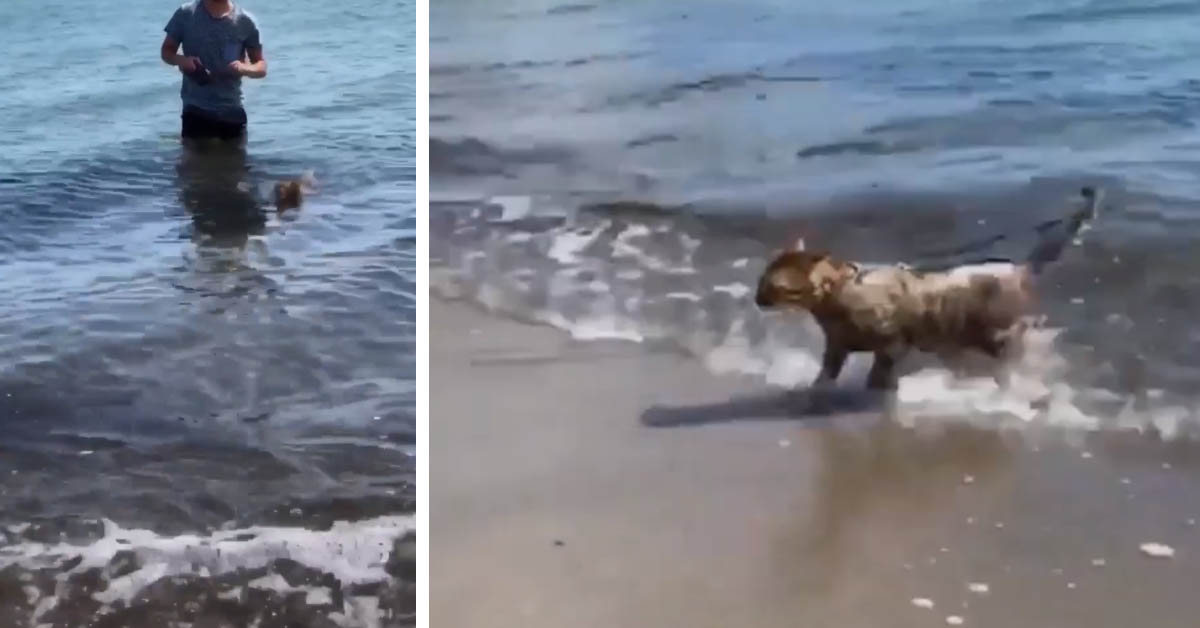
[182,57,212,84]
[177,55,201,73]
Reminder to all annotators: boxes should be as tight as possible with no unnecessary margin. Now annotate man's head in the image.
[755,248,850,311]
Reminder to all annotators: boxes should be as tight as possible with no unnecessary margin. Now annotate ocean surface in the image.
[431,0,1200,438]
[0,0,415,625]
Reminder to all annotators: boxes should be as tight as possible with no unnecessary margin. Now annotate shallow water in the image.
[0,0,415,624]
[431,0,1200,440]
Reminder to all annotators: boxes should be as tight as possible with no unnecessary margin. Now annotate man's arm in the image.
[161,35,199,73]
[232,47,267,79]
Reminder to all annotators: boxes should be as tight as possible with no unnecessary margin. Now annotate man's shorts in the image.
[181,105,248,141]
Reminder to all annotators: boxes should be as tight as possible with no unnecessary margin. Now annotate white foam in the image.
[713,283,752,299]
[547,229,601,265]
[705,340,766,377]
[505,232,533,243]
[616,223,652,241]
[32,595,56,623]
[331,596,384,628]
[664,292,702,302]
[947,262,1019,279]
[764,350,823,388]
[911,597,935,609]
[488,195,533,221]
[967,582,989,594]
[1139,542,1175,558]
[611,226,695,274]
[246,572,335,607]
[534,310,645,343]
[722,315,1072,430]
[0,515,414,607]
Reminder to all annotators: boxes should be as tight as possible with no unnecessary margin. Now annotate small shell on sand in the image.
[911,598,934,609]
[1140,542,1175,558]
[1091,558,1106,567]
[967,582,989,594]
[962,475,975,484]
[946,615,965,625]
[1081,451,1093,459]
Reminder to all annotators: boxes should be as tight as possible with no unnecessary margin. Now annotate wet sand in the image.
[431,298,1200,628]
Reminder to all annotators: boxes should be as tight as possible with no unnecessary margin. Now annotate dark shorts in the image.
[181,105,248,141]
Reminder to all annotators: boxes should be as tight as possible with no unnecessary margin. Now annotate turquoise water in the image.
[0,1,415,624]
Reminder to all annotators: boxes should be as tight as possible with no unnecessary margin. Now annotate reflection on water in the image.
[172,140,280,305]
[176,140,265,247]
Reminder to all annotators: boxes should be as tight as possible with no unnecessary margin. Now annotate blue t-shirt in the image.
[164,1,262,120]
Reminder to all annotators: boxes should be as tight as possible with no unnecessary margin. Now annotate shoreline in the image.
[432,296,1200,628]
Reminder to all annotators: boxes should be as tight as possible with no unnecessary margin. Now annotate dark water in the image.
[431,0,1200,438]
[0,0,415,625]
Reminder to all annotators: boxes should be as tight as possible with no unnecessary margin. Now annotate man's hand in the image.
[230,51,267,79]
[178,56,202,73]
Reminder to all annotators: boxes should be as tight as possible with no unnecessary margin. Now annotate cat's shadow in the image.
[640,387,890,428]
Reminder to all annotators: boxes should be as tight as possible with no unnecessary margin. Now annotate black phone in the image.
[186,60,212,85]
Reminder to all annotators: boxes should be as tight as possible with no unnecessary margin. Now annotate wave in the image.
[431,187,1200,442]
[429,136,574,178]
[430,52,643,79]
[1020,0,1200,24]
[794,86,1200,163]
[0,516,415,627]
[797,140,918,159]
[594,71,822,110]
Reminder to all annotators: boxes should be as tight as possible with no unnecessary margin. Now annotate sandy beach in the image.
[431,298,1200,628]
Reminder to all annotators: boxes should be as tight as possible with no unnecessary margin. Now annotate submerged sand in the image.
[431,298,1200,628]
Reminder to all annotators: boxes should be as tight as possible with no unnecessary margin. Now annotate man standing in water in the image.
[160,0,267,142]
